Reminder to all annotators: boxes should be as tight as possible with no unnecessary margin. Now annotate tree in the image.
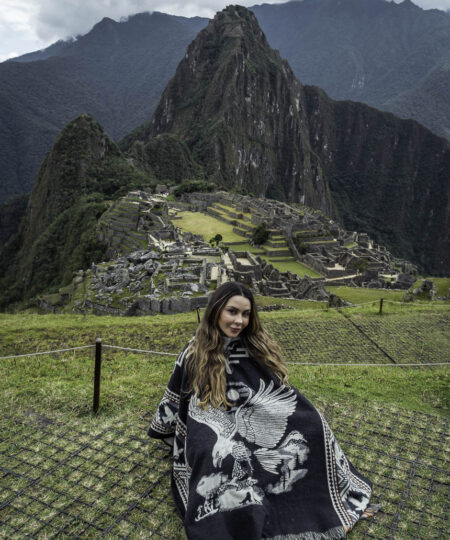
[209,233,223,247]
[252,223,269,245]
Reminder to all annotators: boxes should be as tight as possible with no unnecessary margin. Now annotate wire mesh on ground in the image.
[0,404,448,539]
[264,311,449,365]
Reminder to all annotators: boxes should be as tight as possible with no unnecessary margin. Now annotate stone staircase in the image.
[207,203,255,239]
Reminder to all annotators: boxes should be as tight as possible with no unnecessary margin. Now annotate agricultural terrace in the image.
[0,302,449,539]
[171,210,322,277]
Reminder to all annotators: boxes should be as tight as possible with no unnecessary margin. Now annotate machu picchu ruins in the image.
[41,189,420,315]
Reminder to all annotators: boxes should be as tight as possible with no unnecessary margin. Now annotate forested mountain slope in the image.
[0,12,207,203]
[252,0,450,138]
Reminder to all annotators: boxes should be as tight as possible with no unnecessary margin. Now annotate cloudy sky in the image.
[1,0,449,62]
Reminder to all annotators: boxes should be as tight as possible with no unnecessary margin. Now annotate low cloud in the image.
[2,0,450,62]
[33,0,261,42]
[34,0,308,41]
[32,1,450,43]
[35,0,153,41]
[392,0,450,9]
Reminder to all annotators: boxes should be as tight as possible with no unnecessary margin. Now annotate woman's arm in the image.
[148,343,190,443]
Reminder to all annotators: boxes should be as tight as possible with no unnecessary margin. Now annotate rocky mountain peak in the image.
[204,5,265,40]
[92,17,117,31]
[130,5,331,213]
[124,3,450,275]
[26,114,120,242]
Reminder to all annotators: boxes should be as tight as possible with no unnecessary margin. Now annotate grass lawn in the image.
[259,255,322,277]
[327,286,407,304]
[1,307,448,419]
[255,295,326,310]
[411,277,450,298]
[222,242,253,250]
[224,246,322,278]
[171,212,322,278]
[171,211,247,242]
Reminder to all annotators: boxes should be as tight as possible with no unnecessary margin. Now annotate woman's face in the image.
[217,295,251,338]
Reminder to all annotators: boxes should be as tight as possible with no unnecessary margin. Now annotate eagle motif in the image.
[188,379,299,479]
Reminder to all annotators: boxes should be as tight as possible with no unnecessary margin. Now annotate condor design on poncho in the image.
[148,339,372,539]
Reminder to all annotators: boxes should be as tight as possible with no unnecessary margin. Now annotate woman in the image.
[149,282,376,539]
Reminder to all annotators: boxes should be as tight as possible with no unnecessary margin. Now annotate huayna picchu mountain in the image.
[125,5,449,275]
[125,6,332,213]
[0,115,150,307]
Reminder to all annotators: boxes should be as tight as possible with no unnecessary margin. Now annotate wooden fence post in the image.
[93,338,102,413]
[379,298,384,315]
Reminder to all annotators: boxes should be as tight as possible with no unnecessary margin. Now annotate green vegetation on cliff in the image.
[0,12,208,204]
[252,0,450,140]
[0,115,153,309]
[128,133,204,183]
[304,92,450,275]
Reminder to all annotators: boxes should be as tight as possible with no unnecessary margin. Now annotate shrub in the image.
[348,258,370,273]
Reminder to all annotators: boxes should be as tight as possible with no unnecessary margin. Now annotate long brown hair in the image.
[185,282,289,408]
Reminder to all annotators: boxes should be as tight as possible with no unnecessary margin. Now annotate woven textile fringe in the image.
[265,526,346,539]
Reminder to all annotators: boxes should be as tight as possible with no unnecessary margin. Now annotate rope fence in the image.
[261,298,450,313]
[103,344,178,356]
[1,342,448,366]
[1,298,448,412]
[1,338,448,414]
[0,345,94,361]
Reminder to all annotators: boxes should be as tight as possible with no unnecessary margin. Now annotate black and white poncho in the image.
[148,338,372,539]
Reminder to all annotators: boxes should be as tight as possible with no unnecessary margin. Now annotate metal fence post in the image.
[93,338,102,413]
